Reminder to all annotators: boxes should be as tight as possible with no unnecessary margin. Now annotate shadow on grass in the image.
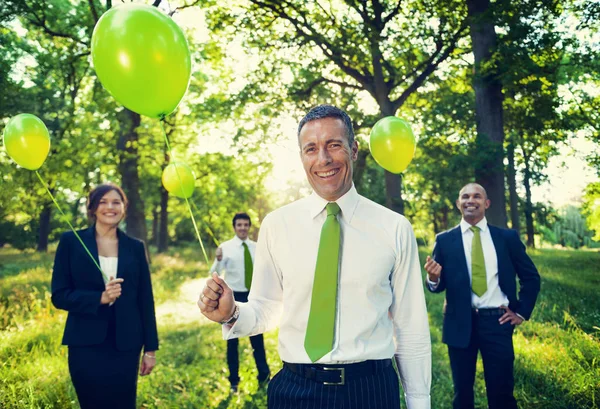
[515,354,598,409]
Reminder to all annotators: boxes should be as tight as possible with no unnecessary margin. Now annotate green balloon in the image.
[162,162,195,199]
[91,4,191,118]
[369,116,416,174]
[3,114,51,170]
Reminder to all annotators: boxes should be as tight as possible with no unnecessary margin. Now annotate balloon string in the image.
[34,171,109,282]
[189,201,220,247]
[158,118,209,265]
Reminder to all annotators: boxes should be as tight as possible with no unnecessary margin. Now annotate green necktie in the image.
[470,226,487,296]
[242,242,253,290]
[304,202,341,362]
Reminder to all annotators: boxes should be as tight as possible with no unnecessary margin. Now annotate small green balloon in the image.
[369,116,416,174]
[162,162,195,199]
[91,3,192,118]
[3,114,51,170]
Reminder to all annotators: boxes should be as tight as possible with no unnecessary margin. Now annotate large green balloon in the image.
[3,114,51,170]
[162,162,195,199]
[369,116,416,174]
[91,4,191,118]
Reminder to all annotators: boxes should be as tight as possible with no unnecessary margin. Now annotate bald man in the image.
[424,183,540,409]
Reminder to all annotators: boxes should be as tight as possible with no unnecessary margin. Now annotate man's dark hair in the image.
[297,105,355,147]
[87,182,128,223]
[232,212,251,227]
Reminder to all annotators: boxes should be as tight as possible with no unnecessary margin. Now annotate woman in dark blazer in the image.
[51,183,159,409]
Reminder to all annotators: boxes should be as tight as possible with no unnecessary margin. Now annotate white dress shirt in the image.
[428,218,510,309]
[209,236,256,292]
[224,186,431,408]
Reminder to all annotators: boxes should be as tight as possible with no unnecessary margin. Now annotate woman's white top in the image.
[99,256,118,307]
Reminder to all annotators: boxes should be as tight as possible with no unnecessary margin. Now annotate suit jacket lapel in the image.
[450,226,469,274]
[81,225,104,286]
[116,229,128,280]
[489,225,506,276]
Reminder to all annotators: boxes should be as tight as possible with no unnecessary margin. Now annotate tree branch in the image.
[323,77,365,90]
[169,0,203,16]
[391,20,469,111]
[23,4,88,46]
[250,0,372,91]
[342,0,369,23]
[88,0,99,22]
[382,0,402,26]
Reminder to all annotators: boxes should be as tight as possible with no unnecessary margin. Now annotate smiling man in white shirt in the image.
[209,212,270,392]
[198,105,431,409]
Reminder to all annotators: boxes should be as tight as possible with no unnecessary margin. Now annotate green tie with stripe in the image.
[242,242,253,290]
[304,202,341,362]
[470,225,487,296]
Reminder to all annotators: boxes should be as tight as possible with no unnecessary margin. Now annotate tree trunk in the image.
[151,207,159,245]
[379,101,404,214]
[522,161,535,248]
[353,149,369,193]
[466,0,507,228]
[36,202,52,252]
[431,200,439,234]
[441,204,449,231]
[116,108,148,244]
[506,137,520,233]
[157,185,169,253]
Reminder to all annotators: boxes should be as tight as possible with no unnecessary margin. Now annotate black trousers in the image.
[448,309,517,409]
[68,307,141,409]
[267,360,400,409]
[227,291,270,385]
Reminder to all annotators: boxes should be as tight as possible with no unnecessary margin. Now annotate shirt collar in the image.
[460,217,488,234]
[308,184,360,223]
[232,235,248,246]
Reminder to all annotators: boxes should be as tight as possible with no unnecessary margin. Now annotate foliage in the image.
[552,205,599,249]
[582,182,600,240]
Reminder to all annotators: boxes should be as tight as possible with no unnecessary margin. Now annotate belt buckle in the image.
[323,367,345,386]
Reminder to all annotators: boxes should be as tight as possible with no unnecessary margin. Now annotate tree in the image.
[582,182,600,241]
[207,0,470,214]
[465,0,507,227]
[500,0,578,246]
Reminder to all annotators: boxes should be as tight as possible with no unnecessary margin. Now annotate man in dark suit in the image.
[425,183,540,409]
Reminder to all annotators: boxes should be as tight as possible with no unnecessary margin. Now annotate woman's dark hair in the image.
[87,183,128,223]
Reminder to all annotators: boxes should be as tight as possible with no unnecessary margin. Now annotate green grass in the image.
[0,246,598,408]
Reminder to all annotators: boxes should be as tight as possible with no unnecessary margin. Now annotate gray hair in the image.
[297,105,355,147]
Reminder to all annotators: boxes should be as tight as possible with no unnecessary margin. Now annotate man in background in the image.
[425,183,540,409]
[209,212,270,392]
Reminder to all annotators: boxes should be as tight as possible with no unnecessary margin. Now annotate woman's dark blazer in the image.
[51,225,159,352]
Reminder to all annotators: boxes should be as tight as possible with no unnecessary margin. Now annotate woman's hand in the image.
[140,351,156,376]
[100,277,124,304]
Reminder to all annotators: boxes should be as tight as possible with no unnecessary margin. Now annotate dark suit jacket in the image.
[427,224,540,348]
[51,226,159,352]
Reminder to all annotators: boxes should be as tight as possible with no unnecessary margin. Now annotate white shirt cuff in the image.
[426,277,439,289]
[406,394,431,409]
[221,302,254,340]
[516,313,526,321]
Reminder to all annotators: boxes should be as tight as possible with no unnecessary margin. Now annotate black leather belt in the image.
[283,359,392,386]
[473,307,505,317]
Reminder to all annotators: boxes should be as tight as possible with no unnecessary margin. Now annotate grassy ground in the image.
[0,245,598,408]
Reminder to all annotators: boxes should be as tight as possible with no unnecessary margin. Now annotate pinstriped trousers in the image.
[267,364,401,409]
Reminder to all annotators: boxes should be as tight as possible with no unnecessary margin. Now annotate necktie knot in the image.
[326,202,341,217]
[242,242,248,249]
[469,225,480,234]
